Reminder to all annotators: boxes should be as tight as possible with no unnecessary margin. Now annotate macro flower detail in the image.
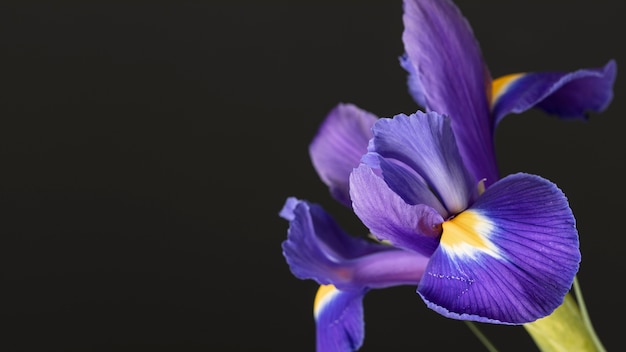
[349,111,580,324]
[281,0,617,350]
[281,111,581,350]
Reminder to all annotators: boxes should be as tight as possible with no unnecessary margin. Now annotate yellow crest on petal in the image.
[314,284,338,319]
[491,73,524,108]
[440,210,500,259]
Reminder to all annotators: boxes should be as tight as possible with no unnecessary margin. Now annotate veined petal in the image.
[314,285,367,352]
[417,173,580,324]
[280,197,383,287]
[281,197,426,290]
[492,60,617,125]
[310,103,378,207]
[350,165,442,256]
[368,111,477,215]
[364,153,447,215]
[402,0,497,186]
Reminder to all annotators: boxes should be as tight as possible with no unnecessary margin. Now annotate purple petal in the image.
[402,0,497,186]
[314,285,367,352]
[281,197,427,290]
[351,249,429,289]
[350,165,442,256]
[310,103,378,207]
[368,111,477,215]
[363,153,447,215]
[399,53,426,108]
[417,173,580,324]
[492,60,617,124]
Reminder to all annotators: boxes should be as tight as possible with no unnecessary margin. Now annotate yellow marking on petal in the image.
[314,284,339,318]
[491,73,525,108]
[440,210,499,258]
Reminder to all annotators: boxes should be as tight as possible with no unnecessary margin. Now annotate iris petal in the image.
[281,197,382,288]
[402,0,496,186]
[309,103,378,207]
[367,111,477,215]
[314,285,367,352]
[417,173,580,324]
[281,197,426,290]
[399,53,427,108]
[492,60,617,124]
[363,153,447,215]
[350,165,442,256]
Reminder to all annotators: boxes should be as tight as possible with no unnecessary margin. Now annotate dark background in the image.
[1,1,624,351]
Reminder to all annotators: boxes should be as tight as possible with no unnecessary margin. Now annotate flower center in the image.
[440,210,499,258]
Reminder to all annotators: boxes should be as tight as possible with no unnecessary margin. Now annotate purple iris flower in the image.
[281,0,616,350]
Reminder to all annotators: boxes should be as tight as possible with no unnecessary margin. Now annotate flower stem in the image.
[464,321,499,352]
[572,276,606,352]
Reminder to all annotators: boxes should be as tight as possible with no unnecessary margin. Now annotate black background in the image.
[1,1,625,351]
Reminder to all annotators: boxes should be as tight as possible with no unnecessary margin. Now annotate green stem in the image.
[464,321,499,352]
[572,276,606,352]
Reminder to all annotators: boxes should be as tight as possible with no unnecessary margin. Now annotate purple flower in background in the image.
[281,0,616,350]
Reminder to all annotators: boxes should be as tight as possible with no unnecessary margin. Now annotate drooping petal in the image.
[417,173,580,324]
[314,285,367,352]
[492,60,617,125]
[402,0,497,186]
[368,111,477,215]
[281,197,427,290]
[350,165,441,256]
[309,103,378,207]
[280,197,382,287]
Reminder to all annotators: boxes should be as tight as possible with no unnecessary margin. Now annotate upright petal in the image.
[361,153,447,216]
[367,111,477,215]
[417,173,580,324]
[350,165,442,256]
[309,103,378,207]
[402,0,497,185]
[281,197,427,290]
[314,285,367,352]
[399,53,427,108]
[492,60,617,125]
